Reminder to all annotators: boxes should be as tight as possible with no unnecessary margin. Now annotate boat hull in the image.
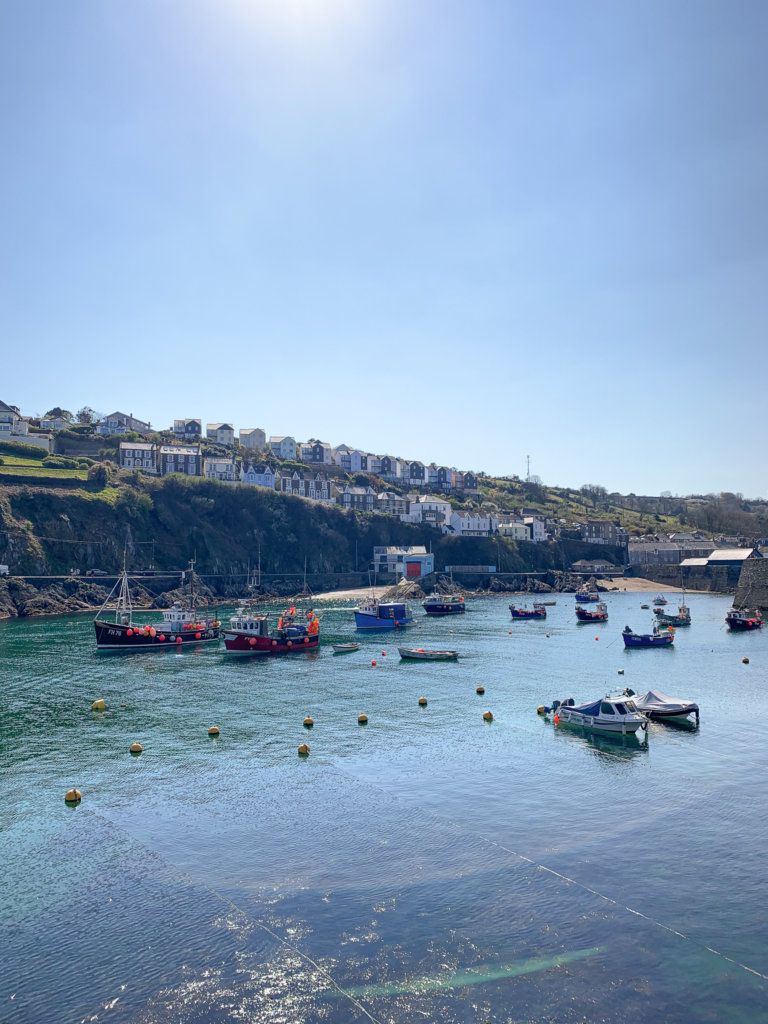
[622,633,674,647]
[94,619,220,651]
[354,612,414,630]
[575,609,608,622]
[555,709,646,735]
[725,617,763,631]
[397,648,458,661]
[510,608,546,619]
[222,631,319,655]
[423,603,466,616]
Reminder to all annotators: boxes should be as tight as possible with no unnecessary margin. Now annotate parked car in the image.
[85,569,109,577]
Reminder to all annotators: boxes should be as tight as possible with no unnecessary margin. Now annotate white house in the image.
[446,511,500,537]
[206,423,235,446]
[524,517,548,542]
[239,428,266,450]
[204,455,237,482]
[240,464,276,489]
[0,400,27,438]
[497,521,529,541]
[119,442,158,474]
[400,495,452,528]
[96,411,151,436]
[269,436,297,460]
[372,546,434,578]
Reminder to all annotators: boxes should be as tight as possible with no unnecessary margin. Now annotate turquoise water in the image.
[1,592,766,1023]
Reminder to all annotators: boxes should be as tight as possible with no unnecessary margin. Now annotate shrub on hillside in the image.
[42,456,79,469]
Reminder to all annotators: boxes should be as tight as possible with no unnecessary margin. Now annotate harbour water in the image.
[1,591,766,1023]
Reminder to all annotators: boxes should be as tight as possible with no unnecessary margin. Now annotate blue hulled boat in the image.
[510,602,546,619]
[354,598,414,630]
[622,624,674,648]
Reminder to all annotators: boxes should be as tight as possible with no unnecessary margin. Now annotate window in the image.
[600,702,616,715]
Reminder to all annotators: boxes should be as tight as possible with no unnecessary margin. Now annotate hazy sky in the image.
[2,1,766,498]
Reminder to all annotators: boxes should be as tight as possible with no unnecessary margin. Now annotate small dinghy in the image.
[397,647,458,661]
[624,688,699,728]
[332,642,360,653]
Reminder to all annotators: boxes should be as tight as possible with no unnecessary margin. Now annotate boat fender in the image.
[287,640,292,647]
[126,628,133,637]
[176,635,182,644]
[195,632,202,640]
[304,636,309,643]
[271,640,277,646]
[249,637,256,646]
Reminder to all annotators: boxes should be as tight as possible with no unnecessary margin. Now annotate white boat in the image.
[624,689,699,727]
[397,647,459,661]
[332,642,360,653]
[550,695,648,736]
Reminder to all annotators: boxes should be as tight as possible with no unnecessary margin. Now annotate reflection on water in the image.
[2,591,767,1023]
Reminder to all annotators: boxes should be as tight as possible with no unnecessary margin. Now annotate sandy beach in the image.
[312,577,683,601]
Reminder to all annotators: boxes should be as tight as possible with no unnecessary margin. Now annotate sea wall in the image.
[733,559,768,610]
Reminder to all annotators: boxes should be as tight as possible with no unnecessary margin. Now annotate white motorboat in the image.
[550,695,648,736]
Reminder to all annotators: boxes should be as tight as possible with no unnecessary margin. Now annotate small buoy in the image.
[298,743,310,756]
[537,705,546,715]
[129,742,143,754]
[482,710,494,722]
[382,651,387,656]
[91,699,106,712]
[208,726,220,736]
[743,657,749,664]
[546,633,550,637]
[303,717,314,728]
[358,713,368,724]
[64,788,82,803]
[595,636,599,641]
[371,659,377,666]
[418,697,428,706]
[508,631,512,635]
[476,686,485,694]
[618,669,624,675]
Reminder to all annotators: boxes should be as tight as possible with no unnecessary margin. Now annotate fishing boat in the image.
[354,598,414,630]
[332,642,360,653]
[575,587,600,602]
[655,601,691,626]
[222,603,319,655]
[652,594,668,606]
[624,688,699,727]
[640,603,650,610]
[547,695,648,736]
[575,600,608,622]
[622,624,675,648]
[509,602,546,619]
[422,593,466,616]
[725,607,763,631]
[94,563,220,651]
[397,647,458,661]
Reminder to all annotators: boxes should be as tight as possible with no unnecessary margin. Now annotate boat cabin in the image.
[229,609,270,636]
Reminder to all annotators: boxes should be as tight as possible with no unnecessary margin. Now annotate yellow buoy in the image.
[208,726,220,736]
[358,713,368,724]
[64,788,82,803]
[537,705,546,715]
[303,717,314,728]
[418,697,428,706]
[298,743,310,756]
[91,699,106,712]
[476,686,485,695]
[129,742,143,754]
[742,657,750,664]
[483,710,494,722]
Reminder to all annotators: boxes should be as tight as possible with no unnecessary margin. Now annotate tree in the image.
[76,406,96,424]
[44,407,73,421]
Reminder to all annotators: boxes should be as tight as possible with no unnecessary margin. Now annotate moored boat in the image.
[332,642,360,653]
[575,587,600,602]
[652,594,668,606]
[725,607,763,631]
[94,564,220,651]
[422,593,466,616]
[355,598,414,630]
[575,600,608,622]
[398,647,458,661]
[622,624,674,648]
[547,695,648,736]
[223,603,319,655]
[510,602,546,619]
[624,688,699,727]
[655,602,691,626]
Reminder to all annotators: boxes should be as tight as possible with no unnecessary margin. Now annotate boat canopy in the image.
[629,690,698,714]
[570,699,602,717]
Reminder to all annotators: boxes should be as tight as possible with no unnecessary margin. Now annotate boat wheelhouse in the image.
[622,624,675,648]
[422,593,466,616]
[223,603,319,654]
[94,565,220,651]
[551,695,648,736]
[725,607,763,631]
[575,601,608,622]
[354,599,414,630]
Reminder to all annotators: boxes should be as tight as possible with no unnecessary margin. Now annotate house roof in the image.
[242,464,273,474]
[680,557,709,567]
[120,442,155,451]
[207,423,234,431]
[160,445,200,455]
[707,548,756,561]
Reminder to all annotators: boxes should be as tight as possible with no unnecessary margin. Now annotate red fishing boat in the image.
[575,600,608,622]
[223,603,320,654]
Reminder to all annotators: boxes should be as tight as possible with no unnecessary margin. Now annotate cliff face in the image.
[0,578,110,619]
[733,559,768,610]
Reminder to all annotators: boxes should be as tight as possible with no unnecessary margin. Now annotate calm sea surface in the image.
[1,591,767,1024]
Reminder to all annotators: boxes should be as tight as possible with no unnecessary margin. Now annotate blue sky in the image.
[2,1,766,497]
